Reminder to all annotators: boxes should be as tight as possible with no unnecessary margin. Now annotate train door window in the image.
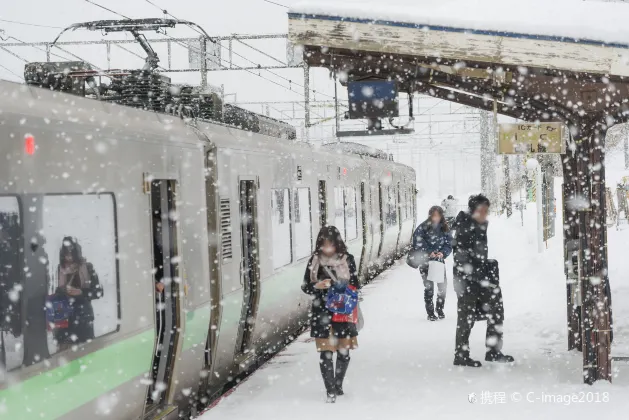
[318,181,327,227]
[294,188,312,260]
[147,181,180,406]
[386,186,398,228]
[345,187,358,241]
[360,183,367,243]
[334,187,346,239]
[238,180,260,356]
[41,194,117,357]
[271,189,292,269]
[0,196,23,373]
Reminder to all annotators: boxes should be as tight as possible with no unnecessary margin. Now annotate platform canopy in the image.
[288,0,629,124]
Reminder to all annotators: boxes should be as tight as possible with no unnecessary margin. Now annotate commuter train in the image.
[0,79,416,420]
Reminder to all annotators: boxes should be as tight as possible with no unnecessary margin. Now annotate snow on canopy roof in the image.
[290,0,629,48]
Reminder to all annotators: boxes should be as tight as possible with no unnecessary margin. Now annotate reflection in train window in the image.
[42,194,118,355]
[0,196,23,373]
[294,188,312,260]
[345,187,358,241]
[384,186,398,228]
[334,187,346,238]
[271,189,292,268]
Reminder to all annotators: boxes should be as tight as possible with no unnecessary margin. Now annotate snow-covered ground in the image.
[200,153,629,420]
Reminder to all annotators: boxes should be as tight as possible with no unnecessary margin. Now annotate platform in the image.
[200,186,629,420]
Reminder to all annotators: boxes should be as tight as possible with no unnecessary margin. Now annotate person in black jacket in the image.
[453,194,513,367]
[411,206,452,321]
[302,226,360,403]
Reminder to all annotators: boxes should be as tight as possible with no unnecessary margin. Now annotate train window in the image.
[345,187,358,241]
[334,187,346,238]
[39,194,118,357]
[294,188,312,259]
[0,196,24,373]
[271,189,292,268]
[385,186,398,228]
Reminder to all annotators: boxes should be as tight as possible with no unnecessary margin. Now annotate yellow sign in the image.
[499,123,565,154]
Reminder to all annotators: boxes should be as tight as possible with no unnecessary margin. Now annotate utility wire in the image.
[0,18,63,29]
[260,0,288,8]
[0,62,24,80]
[140,0,333,100]
[85,0,132,19]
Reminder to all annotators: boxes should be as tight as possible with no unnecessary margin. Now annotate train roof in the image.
[0,79,414,174]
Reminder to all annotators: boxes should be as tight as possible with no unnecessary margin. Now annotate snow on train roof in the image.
[290,0,629,48]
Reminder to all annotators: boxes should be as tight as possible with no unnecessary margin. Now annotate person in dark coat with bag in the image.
[452,194,514,367]
[302,226,360,403]
[54,237,102,351]
[411,206,452,321]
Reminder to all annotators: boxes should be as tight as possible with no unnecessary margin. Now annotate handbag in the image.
[406,249,426,269]
[45,293,73,330]
[322,266,359,315]
[427,260,446,283]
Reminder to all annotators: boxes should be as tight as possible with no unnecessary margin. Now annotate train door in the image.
[377,182,385,257]
[396,181,403,252]
[359,182,370,276]
[235,178,260,362]
[318,180,327,228]
[146,179,181,416]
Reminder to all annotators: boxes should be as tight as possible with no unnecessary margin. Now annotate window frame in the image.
[44,192,122,336]
[0,192,121,373]
[293,187,313,261]
[270,188,293,269]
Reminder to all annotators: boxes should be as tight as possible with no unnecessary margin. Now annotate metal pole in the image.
[480,110,491,196]
[200,36,208,89]
[334,71,340,140]
[504,155,512,217]
[625,134,629,170]
[536,164,544,253]
[303,63,310,142]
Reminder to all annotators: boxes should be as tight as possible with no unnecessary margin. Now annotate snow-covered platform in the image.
[289,0,629,76]
[200,185,629,420]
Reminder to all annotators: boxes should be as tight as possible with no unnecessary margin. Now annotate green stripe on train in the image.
[0,304,211,420]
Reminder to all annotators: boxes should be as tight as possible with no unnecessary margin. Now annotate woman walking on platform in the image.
[302,226,360,403]
[411,206,452,321]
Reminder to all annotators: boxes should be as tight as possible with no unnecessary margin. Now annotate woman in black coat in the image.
[54,237,103,351]
[302,226,360,403]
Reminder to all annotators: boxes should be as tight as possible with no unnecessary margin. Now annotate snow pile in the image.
[290,0,629,46]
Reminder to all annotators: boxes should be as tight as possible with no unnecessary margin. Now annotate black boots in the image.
[485,351,515,363]
[436,296,445,319]
[320,352,336,403]
[426,300,438,321]
[453,353,482,368]
[335,352,350,396]
[320,351,351,402]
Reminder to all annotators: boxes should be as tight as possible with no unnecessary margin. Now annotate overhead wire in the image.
[0,18,63,29]
[0,62,24,80]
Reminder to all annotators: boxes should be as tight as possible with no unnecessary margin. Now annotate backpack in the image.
[322,266,359,315]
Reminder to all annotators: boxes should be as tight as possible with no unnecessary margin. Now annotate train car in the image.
[0,79,416,420]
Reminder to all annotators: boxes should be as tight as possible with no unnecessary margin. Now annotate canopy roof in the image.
[290,0,629,48]
[288,0,629,125]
